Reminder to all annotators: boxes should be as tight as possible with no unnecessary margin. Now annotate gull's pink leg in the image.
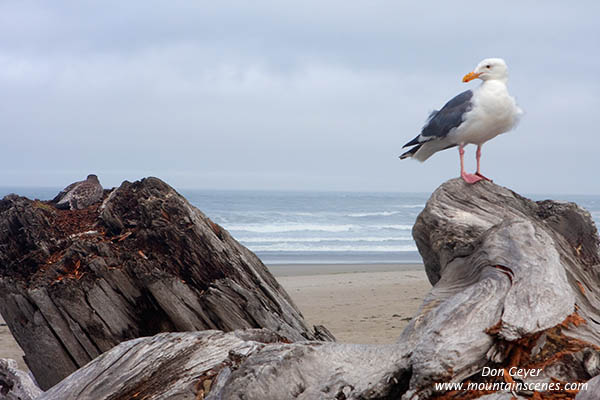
[459,145,482,184]
[475,145,492,181]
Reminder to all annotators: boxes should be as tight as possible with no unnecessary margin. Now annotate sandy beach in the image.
[0,263,430,371]
[0,314,28,370]
[273,263,429,344]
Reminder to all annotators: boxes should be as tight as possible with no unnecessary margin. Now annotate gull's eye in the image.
[486,65,491,69]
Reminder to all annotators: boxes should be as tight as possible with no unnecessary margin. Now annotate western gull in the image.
[400,58,522,183]
[51,174,104,210]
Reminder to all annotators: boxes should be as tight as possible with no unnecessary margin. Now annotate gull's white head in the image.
[462,58,508,83]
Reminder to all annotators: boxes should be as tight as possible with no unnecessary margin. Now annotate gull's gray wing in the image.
[402,90,473,148]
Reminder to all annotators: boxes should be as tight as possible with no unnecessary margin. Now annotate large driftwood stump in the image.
[30,179,600,399]
[0,177,330,390]
[401,179,600,398]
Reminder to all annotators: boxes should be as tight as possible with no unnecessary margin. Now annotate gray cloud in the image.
[1,1,599,194]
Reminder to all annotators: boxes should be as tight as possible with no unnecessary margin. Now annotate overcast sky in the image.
[1,1,599,194]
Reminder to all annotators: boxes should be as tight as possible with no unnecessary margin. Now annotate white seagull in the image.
[400,58,522,183]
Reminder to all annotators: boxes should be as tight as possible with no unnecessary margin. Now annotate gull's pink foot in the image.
[475,172,493,182]
[461,172,483,184]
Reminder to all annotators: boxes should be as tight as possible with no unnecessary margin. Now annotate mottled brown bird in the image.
[52,174,103,210]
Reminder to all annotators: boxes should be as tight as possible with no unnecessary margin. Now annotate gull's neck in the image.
[482,77,508,85]
[480,78,509,92]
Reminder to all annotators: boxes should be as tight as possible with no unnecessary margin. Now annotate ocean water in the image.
[2,187,600,265]
[182,190,426,264]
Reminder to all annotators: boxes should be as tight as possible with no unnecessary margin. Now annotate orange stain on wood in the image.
[560,312,586,328]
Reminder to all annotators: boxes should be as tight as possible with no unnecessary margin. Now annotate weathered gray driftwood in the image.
[31,178,600,399]
[576,374,600,399]
[0,358,42,400]
[398,178,600,397]
[0,177,331,390]
[478,394,525,400]
[38,330,285,400]
[40,329,412,400]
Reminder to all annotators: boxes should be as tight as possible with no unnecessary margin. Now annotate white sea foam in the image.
[348,206,424,216]
[224,223,413,233]
[347,211,400,217]
[372,224,413,230]
[222,206,424,219]
[237,236,413,243]
[224,224,358,233]
[247,243,418,252]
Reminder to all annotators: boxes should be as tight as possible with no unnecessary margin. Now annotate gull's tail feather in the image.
[402,136,421,148]
[400,142,457,162]
[399,145,422,160]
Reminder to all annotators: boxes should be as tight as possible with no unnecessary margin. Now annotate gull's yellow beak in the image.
[462,71,481,82]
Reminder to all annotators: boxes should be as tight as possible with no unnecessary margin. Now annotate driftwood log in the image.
[28,178,600,399]
[0,358,42,400]
[38,330,289,400]
[402,178,600,398]
[575,374,600,400]
[0,177,332,391]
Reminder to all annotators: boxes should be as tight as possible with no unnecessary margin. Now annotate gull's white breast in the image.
[451,81,522,146]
